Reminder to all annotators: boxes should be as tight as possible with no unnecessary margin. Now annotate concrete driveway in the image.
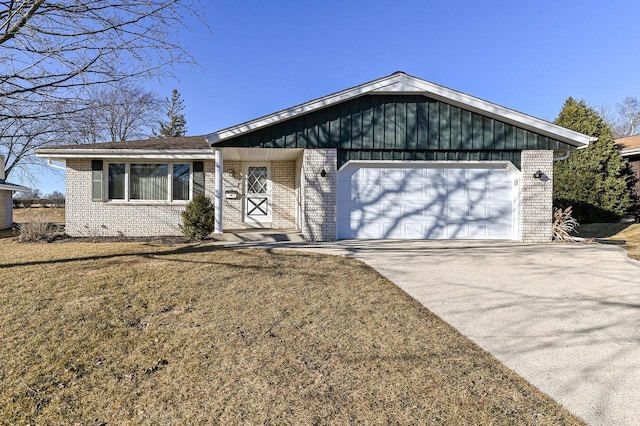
[238,240,640,425]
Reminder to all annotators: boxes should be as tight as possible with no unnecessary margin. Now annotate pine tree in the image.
[155,89,187,138]
[553,97,636,222]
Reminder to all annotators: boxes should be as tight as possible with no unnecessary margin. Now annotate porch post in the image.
[214,149,223,234]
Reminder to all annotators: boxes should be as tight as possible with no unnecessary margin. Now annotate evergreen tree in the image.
[155,89,187,137]
[180,194,215,240]
[553,97,636,222]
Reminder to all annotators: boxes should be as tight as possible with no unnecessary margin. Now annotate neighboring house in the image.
[36,72,591,242]
[615,134,640,203]
[0,155,30,230]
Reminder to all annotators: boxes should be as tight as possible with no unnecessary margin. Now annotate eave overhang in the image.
[206,71,592,149]
[0,182,29,192]
[621,147,640,158]
[35,149,216,161]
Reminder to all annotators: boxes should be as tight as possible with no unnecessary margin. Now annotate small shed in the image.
[0,155,29,230]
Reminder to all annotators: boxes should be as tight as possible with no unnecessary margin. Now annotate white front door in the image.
[244,164,272,224]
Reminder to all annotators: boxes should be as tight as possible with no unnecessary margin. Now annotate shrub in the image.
[18,211,62,242]
[180,194,215,240]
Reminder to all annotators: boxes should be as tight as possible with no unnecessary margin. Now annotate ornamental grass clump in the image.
[17,210,62,242]
[553,206,579,241]
[180,194,215,240]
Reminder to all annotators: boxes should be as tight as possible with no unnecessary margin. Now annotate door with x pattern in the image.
[244,164,272,224]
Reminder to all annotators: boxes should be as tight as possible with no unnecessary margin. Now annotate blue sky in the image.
[27,0,640,194]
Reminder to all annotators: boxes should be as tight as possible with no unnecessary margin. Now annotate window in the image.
[130,163,168,200]
[172,164,190,201]
[108,163,125,200]
[105,162,192,202]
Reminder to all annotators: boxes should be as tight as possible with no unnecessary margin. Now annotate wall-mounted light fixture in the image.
[320,169,327,178]
[227,169,235,177]
[533,170,543,179]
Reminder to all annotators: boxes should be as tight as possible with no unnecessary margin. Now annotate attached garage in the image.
[337,162,518,240]
[200,71,593,242]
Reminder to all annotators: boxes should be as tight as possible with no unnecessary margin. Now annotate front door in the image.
[244,164,272,224]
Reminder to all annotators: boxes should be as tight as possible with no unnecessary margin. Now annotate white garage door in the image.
[337,162,518,240]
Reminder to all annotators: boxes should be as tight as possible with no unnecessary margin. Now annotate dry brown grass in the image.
[13,207,65,224]
[0,241,584,425]
[610,223,640,260]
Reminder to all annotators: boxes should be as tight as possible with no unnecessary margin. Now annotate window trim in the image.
[103,161,193,204]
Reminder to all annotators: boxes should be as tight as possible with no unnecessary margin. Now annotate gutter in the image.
[47,159,66,171]
[554,136,597,162]
[620,147,640,157]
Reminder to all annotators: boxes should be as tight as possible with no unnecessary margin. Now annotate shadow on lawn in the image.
[0,243,250,269]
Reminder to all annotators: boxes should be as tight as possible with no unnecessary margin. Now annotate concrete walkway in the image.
[224,239,640,425]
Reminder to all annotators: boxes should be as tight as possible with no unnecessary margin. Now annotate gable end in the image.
[215,94,574,169]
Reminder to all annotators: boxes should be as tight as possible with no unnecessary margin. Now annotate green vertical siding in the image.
[216,94,574,169]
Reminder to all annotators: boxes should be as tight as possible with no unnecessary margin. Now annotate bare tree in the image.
[0,1,204,108]
[60,83,162,144]
[613,97,640,138]
[0,0,207,178]
[0,102,58,180]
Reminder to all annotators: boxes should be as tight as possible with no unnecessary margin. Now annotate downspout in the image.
[47,159,66,170]
[554,136,596,161]
[213,149,223,234]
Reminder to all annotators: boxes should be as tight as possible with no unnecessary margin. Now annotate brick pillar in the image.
[520,150,554,242]
[301,149,337,241]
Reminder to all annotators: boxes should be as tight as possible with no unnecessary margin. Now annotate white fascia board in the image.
[207,72,591,148]
[35,149,216,160]
[621,147,640,157]
[206,74,404,144]
[0,182,30,192]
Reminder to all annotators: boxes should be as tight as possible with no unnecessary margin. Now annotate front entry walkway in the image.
[220,239,640,426]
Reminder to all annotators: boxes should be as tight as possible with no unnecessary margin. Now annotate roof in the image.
[36,136,215,160]
[0,181,29,192]
[615,135,640,150]
[206,71,593,148]
[43,136,209,151]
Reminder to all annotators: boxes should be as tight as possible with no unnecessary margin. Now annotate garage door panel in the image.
[337,163,516,240]
[489,185,510,198]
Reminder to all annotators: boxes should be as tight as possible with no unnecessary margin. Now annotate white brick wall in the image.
[272,161,296,229]
[0,190,11,230]
[222,161,244,229]
[520,150,554,242]
[65,159,215,237]
[300,149,337,241]
[221,160,297,229]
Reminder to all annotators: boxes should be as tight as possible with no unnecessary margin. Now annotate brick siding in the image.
[300,149,337,241]
[0,190,10,230]
[520,150,554,242]
[221,160,297,229]
[65,159,214,237]
[272,161,296,229]
[221,161,244,228]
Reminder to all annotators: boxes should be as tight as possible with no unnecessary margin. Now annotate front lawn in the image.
[0,241,583,425]
[611,223,640,260]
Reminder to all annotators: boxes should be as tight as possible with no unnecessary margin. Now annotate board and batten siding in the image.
[216,95,575,169]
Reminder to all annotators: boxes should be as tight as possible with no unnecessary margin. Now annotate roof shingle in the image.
[615,135,640,150]
[50,136,209,150]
